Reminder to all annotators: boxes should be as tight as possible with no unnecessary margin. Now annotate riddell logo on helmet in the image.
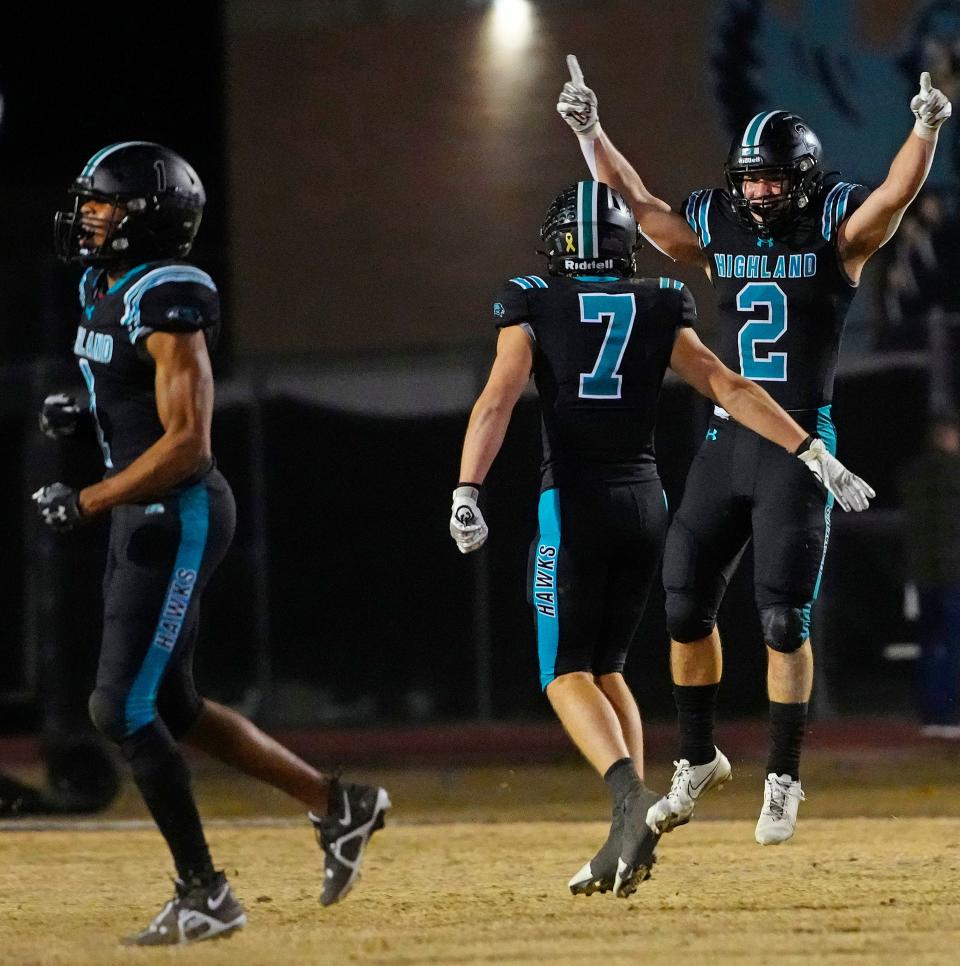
[564,258,615,270]
[739,155,763,164]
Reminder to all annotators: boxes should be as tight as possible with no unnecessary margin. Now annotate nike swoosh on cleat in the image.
[338,790,353,827]
[688,760,720,795]
[207,884,230,911]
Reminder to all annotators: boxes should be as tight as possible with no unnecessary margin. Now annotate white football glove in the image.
[911,71,952,140]
[796,438,875,512]
[556,54,600,140]
[450,485,489,554]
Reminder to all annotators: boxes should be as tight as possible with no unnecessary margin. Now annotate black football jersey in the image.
[680,176,870,411]
[494,272,696,489]
[72,260,220,474]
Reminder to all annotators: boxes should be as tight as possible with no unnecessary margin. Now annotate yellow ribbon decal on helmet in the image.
[564,231,576,253]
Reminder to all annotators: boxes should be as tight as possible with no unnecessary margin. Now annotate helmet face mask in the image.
[540,180,640,278]
[723,112,823,234]
[54,142,206,267]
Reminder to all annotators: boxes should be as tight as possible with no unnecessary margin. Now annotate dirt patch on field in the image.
[2,817,959,964]
[3,751,960,964]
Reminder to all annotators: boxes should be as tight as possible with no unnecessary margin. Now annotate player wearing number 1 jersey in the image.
[31,142,389,944]
[449,181,871,897]
[557,55,950,845]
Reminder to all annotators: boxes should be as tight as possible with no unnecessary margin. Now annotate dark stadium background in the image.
[0,0,950,753]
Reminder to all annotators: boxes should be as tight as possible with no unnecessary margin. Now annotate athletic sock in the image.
[766,701,807,781]
[674,683,719,766]
[121,720,215,884]
[603,757,641,804]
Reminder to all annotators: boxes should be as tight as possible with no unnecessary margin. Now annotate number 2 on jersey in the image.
[737,282,787,381]
[578,293,636,399]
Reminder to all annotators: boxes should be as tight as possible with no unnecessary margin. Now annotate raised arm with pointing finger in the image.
[556,53,949,848]
[556,55,704,264]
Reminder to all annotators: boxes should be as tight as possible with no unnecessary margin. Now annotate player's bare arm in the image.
[669,328,873,512]
[458,325,533,485]
[557,55,706,267]
[838,72,951,282]
[78,331,213,516]
[670,327,806,452]
[450,325,532,554]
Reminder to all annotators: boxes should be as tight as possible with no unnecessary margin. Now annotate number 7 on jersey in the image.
[578,292,636,399]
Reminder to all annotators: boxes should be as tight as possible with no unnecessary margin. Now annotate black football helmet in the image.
[54,141,205,266]
[540,180,640,277]
[723,111,823,234]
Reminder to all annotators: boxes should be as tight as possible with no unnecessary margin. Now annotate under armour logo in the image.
[756,236,774,248]
[706,428,718,441]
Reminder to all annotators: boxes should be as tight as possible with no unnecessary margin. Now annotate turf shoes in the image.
[310,779,391,906]
[755,772,804,845]
[122,871,246,946]
[645,747,732,835]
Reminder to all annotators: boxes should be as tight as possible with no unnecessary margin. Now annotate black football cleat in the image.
[569,800,623,895]
[614,782,662,898]
[121,871,246,946]
[310,780,391,906]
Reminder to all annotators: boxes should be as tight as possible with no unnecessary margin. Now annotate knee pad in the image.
[760,605,806,653]
[665,591,716,644]
[88,688,129,744]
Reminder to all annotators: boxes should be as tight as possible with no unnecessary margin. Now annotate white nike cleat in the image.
[645,747,731,834]
[755,773,804,845]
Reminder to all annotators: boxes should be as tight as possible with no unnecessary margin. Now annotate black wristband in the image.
[793,435,815,457]
[457,482,483,491]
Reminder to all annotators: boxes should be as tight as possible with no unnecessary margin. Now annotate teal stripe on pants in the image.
[801,405,837,639]
[534,489,562,690]
[124,482,210,734]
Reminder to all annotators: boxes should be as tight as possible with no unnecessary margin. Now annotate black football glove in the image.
[39,393,82,439]
[32,483,84,532]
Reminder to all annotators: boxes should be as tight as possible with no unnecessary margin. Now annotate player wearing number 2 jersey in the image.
[557,55,951,845]
[449,181,871,897]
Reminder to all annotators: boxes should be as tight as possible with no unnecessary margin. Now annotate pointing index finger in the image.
[567,54,585,86]
[920,71,932,94]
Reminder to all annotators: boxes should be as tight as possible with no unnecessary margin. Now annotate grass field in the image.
[3,745,960,964]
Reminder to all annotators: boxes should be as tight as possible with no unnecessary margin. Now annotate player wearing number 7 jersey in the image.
[449,181,871,898]
[557,56,950,846]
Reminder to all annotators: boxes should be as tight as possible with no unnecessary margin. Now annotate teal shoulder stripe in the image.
[684,190,702,235]
[119,265,217,343]
[525,275,548,289]
[78,268,93,309]
[698,190,713,248]
[509,277,533,290]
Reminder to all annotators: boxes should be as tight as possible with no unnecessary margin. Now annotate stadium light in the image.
[488,0,534,52]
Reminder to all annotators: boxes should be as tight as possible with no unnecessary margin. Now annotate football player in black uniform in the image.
[449,181,871,897]
[557,56,950,844]
[32,142,389,944]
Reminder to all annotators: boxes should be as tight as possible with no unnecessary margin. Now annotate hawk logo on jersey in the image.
[493,302,505,319]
